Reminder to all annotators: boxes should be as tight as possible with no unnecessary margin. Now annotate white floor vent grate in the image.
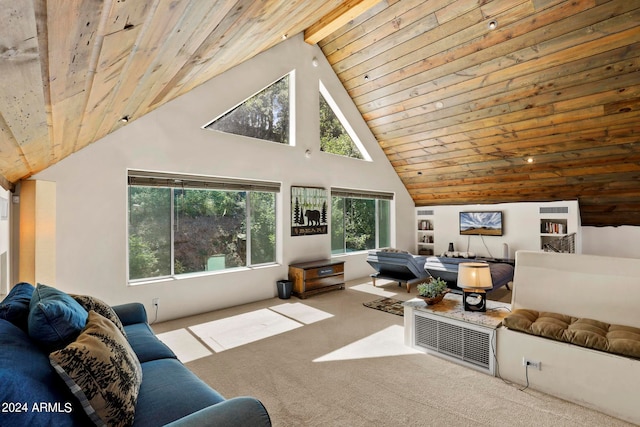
[414,311,494,374]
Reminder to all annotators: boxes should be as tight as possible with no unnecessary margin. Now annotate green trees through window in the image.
[128,184,276,281]
[205,75,290,144]
[331,196,390,254]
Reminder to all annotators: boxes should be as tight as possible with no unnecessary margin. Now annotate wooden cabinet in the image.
[288,259,345,299]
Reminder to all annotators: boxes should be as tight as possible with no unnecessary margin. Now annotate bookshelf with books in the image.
[416,209,434,256]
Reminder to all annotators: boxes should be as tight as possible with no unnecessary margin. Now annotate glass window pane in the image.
[128,186,171,280]
[378,200,391,248]
[331,197,345,254]
[250,192,276,264]
[205,75,290,144]
[345,198,376,252]
[173,189,247,274]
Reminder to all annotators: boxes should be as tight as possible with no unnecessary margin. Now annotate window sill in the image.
[128,262,280,286]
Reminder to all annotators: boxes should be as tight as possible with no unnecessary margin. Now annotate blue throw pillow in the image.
[28,284,88,352]
[0,282,35,331]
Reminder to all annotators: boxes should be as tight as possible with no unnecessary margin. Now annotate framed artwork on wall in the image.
[291,186,328,236]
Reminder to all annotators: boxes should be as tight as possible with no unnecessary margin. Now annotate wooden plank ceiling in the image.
[0,0,639,227]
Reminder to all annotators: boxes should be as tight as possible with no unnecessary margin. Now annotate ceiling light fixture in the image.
[281,34,288,40]
[120,116,129,123]
[526,157,534,163]
[312,57,319,67]
[364,75,369,80]
[488,20,498,30]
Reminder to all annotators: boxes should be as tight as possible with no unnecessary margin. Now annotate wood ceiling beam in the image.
[304,0,384,45]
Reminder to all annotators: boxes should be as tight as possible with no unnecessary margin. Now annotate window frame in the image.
[330,187,393,255]
[127,170,280,284]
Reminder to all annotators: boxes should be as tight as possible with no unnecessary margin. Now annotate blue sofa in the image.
[0,283,271,427]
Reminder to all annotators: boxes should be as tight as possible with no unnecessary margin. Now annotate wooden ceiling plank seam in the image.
[74,0,160,148]
[88,0,195,144]
[0,0,49,177]
[402,137,640,177]
[327,0,449,66]
[149,0,339,106]
[74,25,143,153]
[304,0,385,45]
[32,0,57,166]
[384,104,640,157]
[337,1,530,90]
[349,0,601,105]
[353,2,638,113]
[318,0,401,55]
[127,1,251,122]
[339,6,487,92]
[390,114,640,173]
[391,121,640,164]
[171,0,346,100]
[366,46,640,130]
[47,0,106,159]
[361,38,640,124]
[374,69,640,143]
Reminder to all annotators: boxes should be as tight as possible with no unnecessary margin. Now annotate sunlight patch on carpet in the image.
[269,302,333,324]
[313,325,421,362]
[350,282,398,297]
[156,329,212,363]
[189,309,303,352]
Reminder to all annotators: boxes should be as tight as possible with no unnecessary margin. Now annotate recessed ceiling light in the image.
[526,157,534,163]
[120,116,129,123]
[488,20,498,30]
[281,34,288,40]
[417,171,423,175]
[364,75,369,80]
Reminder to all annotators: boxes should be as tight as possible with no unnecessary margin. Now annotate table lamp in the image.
[457,262,493,312]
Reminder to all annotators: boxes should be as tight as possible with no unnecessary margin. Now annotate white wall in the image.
[582,226,640,259]
[425,200,581,259]
[21,34,414,321]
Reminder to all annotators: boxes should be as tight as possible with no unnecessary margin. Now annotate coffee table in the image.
[403,293,511,375]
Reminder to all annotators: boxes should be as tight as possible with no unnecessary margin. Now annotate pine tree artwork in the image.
[291,186,328,236]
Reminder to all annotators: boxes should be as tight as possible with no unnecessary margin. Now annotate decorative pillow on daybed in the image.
[0,282,35,331]
[28,283,88,352]
[49,310,143,427]
[504,309,640,359]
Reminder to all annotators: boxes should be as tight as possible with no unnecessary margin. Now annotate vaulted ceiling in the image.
[1,0,639,227]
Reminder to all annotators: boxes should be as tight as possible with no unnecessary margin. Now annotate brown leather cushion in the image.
[504,309,640,359]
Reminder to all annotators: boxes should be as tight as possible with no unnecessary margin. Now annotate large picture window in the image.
[128,170,279,282]
[330,188,392,254]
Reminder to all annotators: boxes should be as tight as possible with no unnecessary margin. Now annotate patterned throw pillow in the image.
[71,294,127,337]
[49,311,143,427]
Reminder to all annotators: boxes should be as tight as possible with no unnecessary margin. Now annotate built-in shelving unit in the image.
[416,209,434,255]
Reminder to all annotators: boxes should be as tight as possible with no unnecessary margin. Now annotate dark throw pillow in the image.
[0,282,35,331]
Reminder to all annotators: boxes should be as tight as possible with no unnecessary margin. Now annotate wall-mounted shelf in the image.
[416,210,434,255]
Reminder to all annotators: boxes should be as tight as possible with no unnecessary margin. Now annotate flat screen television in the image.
[459,211,503,236]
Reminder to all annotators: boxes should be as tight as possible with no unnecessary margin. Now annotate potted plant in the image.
[417,277,449,305]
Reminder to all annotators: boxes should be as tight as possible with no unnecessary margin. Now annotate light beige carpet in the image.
[152,277,633,427]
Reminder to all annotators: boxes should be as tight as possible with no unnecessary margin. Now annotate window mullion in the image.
[246,193,252,266]
[170,189,175,277]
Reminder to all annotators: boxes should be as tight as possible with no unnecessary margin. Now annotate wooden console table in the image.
[288,259,345,299]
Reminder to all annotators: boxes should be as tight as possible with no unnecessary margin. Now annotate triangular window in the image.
[319,82,368,160]
[205,74,291,144]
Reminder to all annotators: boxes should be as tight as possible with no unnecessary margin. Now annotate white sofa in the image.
[496,251,640,425]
